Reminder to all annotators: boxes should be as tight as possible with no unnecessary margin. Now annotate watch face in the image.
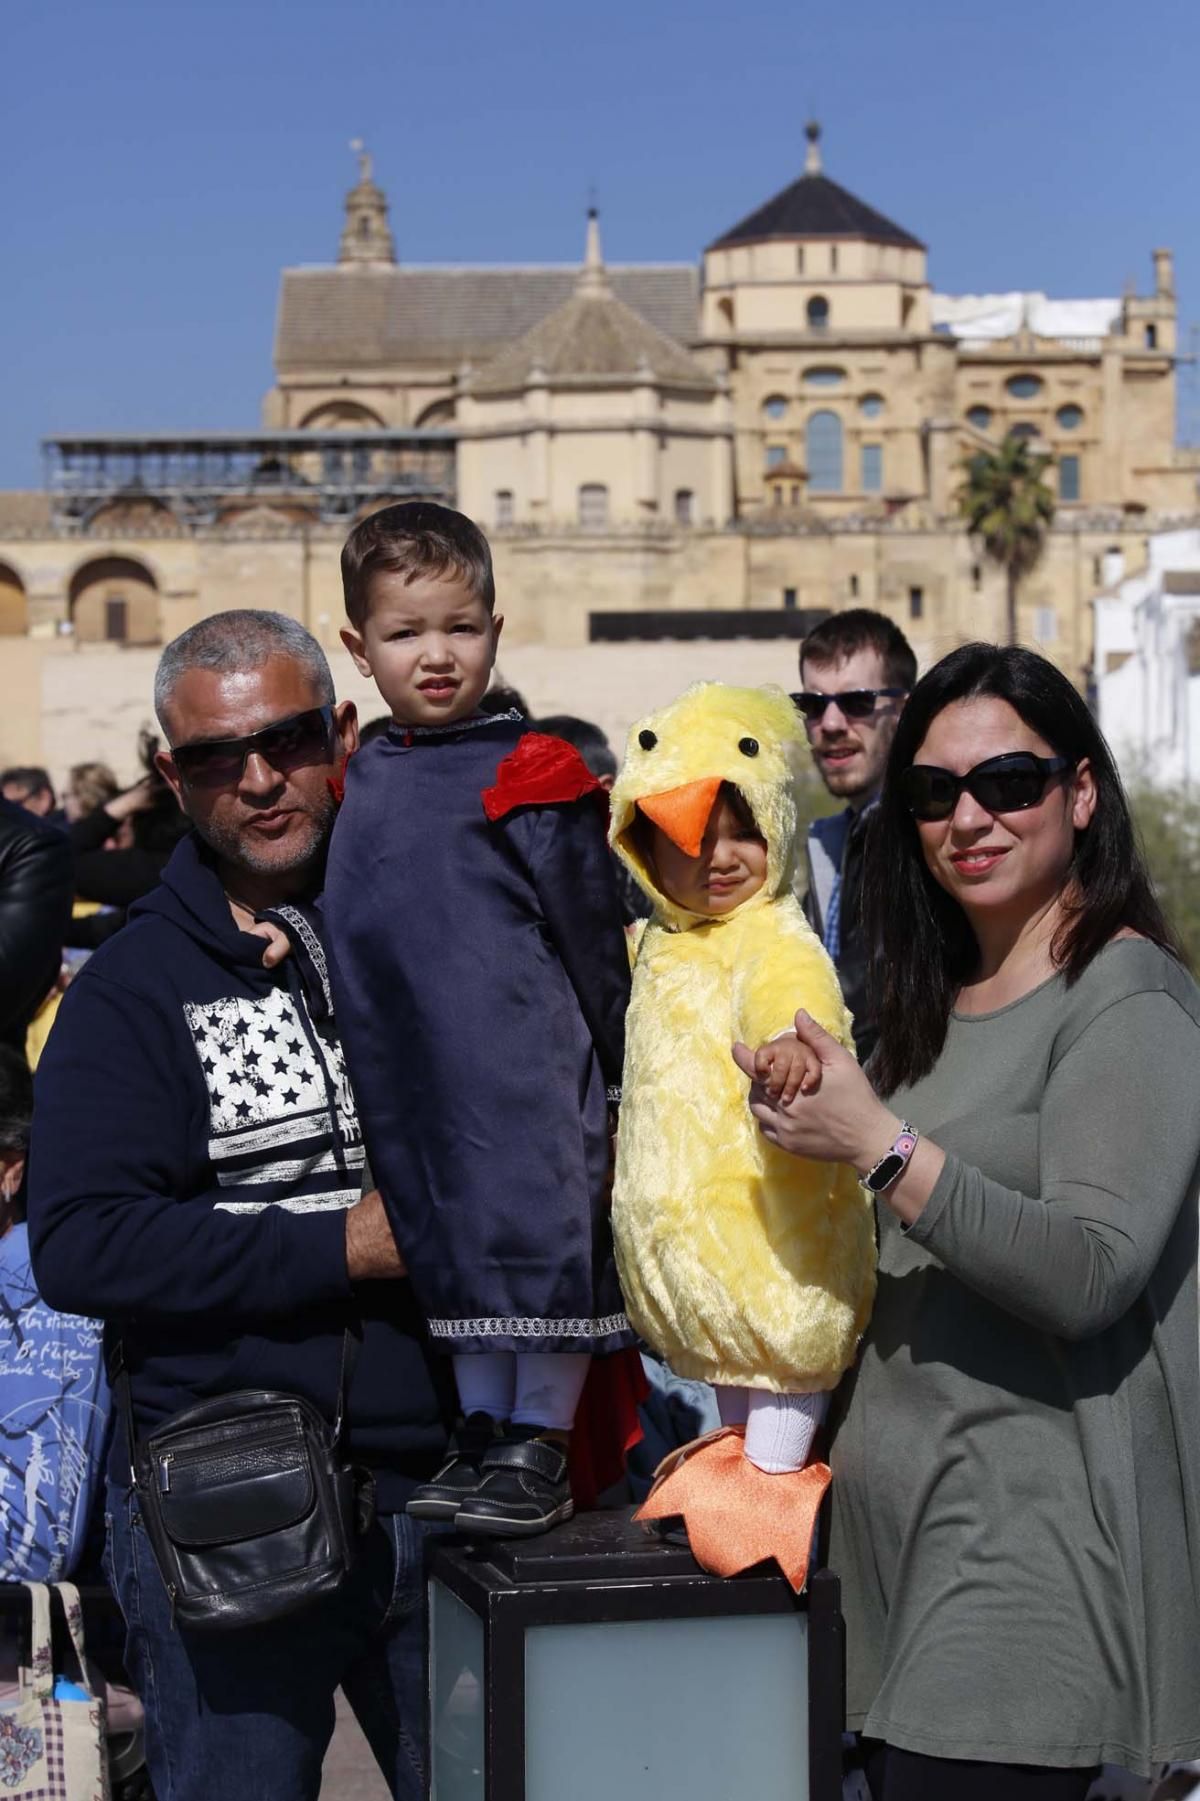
[866,1152,906,1193]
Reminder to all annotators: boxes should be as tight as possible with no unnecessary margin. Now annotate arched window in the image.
[717,297,735,330]
[806,295,830,331]
[414,398,456,429]
[299,401,386,431]
[1008,422,1040,442]
[68,555,160,647]
[860,393,885,419]
[673,489,694,526]
[1145,324,1158,350]
[495,490,514,527]
[578,484,609,529]
[966,405,993,432]
[1056,405,1084,431]
[0,561,27,637]
[762,394,789,421]
[806,411,843,492]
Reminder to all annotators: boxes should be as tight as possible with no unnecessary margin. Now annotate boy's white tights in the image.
[715,1387,829,1473]
[453,1351,591,1432]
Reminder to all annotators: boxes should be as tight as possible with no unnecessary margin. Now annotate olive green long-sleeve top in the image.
[829,940,1200,1776]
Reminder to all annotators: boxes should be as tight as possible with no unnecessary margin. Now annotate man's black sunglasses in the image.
[791,687,907,722]
[898,752,1072,823]
[170,705,336,788]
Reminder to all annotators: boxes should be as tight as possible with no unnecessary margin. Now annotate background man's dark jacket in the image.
[27,832,449,1507]
[0,799,72,1053]
[802,806,878,1067]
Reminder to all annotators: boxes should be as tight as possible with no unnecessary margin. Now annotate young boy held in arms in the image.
[323,503,634,1536]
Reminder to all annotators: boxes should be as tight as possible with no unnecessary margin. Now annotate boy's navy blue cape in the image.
[27,832,449,1507]
[325,715,635,1355]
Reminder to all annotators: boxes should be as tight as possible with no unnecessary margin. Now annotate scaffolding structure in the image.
[42,430,457,530]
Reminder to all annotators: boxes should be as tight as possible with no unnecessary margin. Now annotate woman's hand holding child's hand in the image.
[733,1010,898,1171]
[751,1033,823,1105]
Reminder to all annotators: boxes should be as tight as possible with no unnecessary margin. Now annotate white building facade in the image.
[1095,530,1200,786]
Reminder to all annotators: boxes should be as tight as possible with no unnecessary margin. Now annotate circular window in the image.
[1006,374,1043,399]
[762,395,789,421]
[966,405,992,431]
[803,367,845,389]
[1056,404,1084,431]
[860,393,885,418]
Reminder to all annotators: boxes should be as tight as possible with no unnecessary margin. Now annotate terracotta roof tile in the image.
[471,279,715,393]
[275,264,700,370]
[0,492,53,534]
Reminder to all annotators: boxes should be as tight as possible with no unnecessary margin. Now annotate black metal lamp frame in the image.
[429,1516,845,1801]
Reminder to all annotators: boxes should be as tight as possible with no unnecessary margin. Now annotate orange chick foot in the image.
[634,1426,831,1593]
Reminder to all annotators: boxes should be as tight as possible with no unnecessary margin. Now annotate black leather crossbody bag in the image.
[114,1332,375,1632]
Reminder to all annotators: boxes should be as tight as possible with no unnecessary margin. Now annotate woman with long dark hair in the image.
[733,643,1200,1800]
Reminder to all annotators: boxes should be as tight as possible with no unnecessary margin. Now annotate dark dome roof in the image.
[709,171,924,252]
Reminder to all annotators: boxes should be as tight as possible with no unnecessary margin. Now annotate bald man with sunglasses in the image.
[27,610,451,1801]
[796,609,916,1065]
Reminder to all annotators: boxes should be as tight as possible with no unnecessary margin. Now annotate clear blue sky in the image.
[5,0,1198,487]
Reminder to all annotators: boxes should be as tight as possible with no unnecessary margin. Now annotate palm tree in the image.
[957,439,1056,646]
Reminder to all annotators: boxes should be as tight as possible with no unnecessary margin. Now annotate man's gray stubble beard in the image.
[194,788,336,878]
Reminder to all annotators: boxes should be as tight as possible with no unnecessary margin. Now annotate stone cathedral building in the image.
[1,131,1196,774]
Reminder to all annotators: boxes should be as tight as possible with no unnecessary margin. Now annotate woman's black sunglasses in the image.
[791,687,907,722]
[898,752,1072,823]
[170,705,335,788]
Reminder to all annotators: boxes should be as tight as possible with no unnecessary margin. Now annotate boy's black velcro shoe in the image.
[454,1432,574,1537]
[406,1412,501,1521]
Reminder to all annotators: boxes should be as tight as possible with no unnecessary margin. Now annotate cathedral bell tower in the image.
[338,139,396,266]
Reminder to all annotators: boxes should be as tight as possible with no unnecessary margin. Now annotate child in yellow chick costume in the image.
[609,681,876,1590]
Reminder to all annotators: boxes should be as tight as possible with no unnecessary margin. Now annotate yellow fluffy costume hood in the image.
[609,681,876,1393]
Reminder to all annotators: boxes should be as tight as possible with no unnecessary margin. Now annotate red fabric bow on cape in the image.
[483,733,607,820]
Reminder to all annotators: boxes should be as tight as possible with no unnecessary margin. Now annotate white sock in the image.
[715,1386,751,1427]
[744,1391,829,1474]
[511,1353,591,1432]
[453,1351,515,1422]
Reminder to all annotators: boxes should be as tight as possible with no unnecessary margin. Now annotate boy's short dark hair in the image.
[800,608,917,693]
[341,501,496,631]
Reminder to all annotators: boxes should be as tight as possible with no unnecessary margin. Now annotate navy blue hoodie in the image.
[27,834,450,1508]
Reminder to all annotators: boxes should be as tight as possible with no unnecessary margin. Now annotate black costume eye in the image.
[738,737,760,758]
[638,730,658,751]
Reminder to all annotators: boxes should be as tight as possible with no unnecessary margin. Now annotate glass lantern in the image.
[428,1508,844,1801]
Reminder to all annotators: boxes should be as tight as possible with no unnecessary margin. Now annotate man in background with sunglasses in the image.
[27,610,450,1801]
[795,609,917,1064]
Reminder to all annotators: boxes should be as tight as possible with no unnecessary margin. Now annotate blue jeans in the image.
[626,1352,721,1500]
[105,1484,436,1801]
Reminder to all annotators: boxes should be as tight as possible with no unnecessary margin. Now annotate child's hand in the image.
[244,920,292,970]
[751,1032,823,1105]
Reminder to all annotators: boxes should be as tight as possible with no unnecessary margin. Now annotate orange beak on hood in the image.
[636,777,723,858]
